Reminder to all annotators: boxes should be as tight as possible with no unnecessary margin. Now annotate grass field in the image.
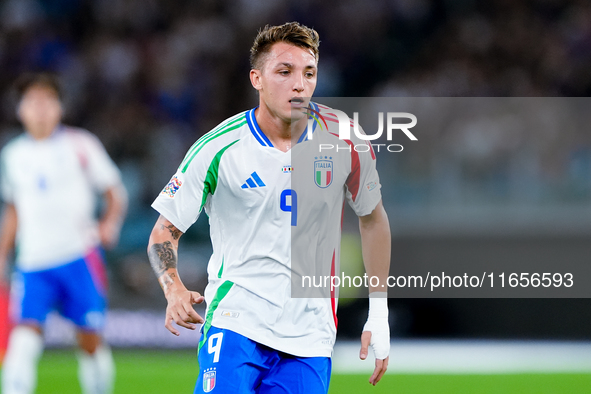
[4,349,591,393]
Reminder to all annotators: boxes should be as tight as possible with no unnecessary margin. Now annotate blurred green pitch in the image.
[2,349,591,393]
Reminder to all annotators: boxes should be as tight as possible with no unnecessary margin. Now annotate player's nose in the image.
[293,74,305,92]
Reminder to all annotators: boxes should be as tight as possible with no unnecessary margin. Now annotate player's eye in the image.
[279,70,290,75]
[305,72,315,78]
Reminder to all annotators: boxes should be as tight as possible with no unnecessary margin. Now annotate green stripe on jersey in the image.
[198,280,234,352]
[181,120,246,173]
[180,113,245,167]
[199,139,239,212]
[180,114,246,172]
[217,256,224,279]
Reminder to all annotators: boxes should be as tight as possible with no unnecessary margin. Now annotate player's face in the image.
[253,42,317,123]
[18,84,63,140]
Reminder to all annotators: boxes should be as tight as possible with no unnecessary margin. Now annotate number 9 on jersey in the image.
[280,189,297,226]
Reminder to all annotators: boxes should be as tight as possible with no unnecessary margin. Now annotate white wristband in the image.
[363,292,390,359]
[368,293,388,319]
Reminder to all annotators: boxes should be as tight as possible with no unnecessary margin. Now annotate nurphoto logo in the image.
[305,106,418,153]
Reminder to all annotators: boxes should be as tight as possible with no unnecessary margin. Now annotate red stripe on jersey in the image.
[326,170,331,185]
[317,104,355,127]
[330,250,338,329]
[345,140,361,202]
[329,133,361,201]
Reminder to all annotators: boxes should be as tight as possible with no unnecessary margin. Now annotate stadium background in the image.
[2,0,591,392]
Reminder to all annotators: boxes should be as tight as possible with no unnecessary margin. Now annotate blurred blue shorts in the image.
[11,248,107,331]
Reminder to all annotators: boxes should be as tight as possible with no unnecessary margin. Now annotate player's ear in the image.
[250,69,263,91]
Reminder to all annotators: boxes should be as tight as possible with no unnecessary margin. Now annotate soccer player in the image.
[0,73,127,394]
[148,22,391,393]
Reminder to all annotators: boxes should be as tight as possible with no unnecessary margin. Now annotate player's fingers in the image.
[164,314,180,336]
[368,359,381,385]
[173,316,197,330]
[182,301,203,324]
[175,304,191,322]
[369,358,385,386]
[99,226,117,250]
[373,357,389,385]
[190,291,204,304]
[173,309,197,330]
[195,313,204,324]
[360,331,371,360]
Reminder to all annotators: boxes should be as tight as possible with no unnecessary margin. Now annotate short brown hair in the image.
[250,22,320,70]
[14,72,61,100]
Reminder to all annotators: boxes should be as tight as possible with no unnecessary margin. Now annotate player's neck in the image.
[255,107,307,153]
[26,123,58,141]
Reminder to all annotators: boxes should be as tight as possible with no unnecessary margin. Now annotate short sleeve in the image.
[345,140,382,217]
[66,127,121,193]
[151,135,230,233]
[74,130,122,192]
[151,166,205,233]
[0,148,13,203]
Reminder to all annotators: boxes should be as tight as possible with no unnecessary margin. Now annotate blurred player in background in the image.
[148,22,391,393]
[0,73,127,394]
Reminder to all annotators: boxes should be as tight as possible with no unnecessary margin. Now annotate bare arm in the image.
[147,215,204,336]
[358,200,391,386]
[359,200,391,293]
[0,203,17,285]
[99,184,128,250]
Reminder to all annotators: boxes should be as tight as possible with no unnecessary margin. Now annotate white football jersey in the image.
[152,103,381,357]
[0,126,122,272]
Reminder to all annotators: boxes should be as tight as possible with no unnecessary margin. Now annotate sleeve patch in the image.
[162,176,182,198]
[366,181,378,192]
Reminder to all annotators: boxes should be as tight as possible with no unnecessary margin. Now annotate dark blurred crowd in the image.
[0,1,590,229]
[377,0,591,97]
[0,0,425,208]
[1,0,590,201]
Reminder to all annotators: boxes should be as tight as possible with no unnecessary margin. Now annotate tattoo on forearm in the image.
[160,224,182,240]
[159,272,177,292]
[148,241,177,276]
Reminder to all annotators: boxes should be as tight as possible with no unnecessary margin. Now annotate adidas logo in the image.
[241,172,266,189]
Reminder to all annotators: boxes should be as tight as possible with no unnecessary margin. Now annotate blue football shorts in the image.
[10,248,108,331]
[195,326,331,394]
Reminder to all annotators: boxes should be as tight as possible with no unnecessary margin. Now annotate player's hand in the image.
[99,218,120,250]
[164,288,204,336]
[360,331,389,385]
[0,257,9,289]
[360,318,390,385]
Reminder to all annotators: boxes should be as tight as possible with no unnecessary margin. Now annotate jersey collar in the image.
[246,108,274,147]
[246,102,320,148]
[25,124,64,141]
[297,101,320,144]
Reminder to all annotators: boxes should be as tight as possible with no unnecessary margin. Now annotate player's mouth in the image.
[290,97,305,107]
